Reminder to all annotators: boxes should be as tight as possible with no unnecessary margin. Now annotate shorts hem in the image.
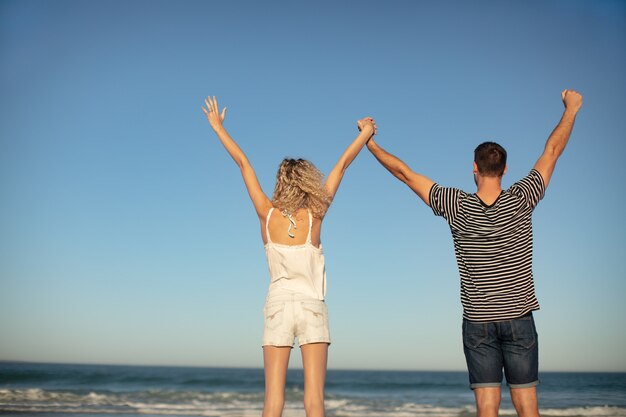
[508,380,540,389]
[470,382,502,389]
[298,338,331,347]
[262,341,294,348]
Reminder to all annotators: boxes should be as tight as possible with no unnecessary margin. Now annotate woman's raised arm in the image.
[203,96,272,218]
[324,117,377,201]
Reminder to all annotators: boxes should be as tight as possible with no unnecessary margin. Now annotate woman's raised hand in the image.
[357,117,377,136]
[202,96,227,131]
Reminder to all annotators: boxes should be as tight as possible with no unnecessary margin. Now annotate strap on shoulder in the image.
[265,207,274,243]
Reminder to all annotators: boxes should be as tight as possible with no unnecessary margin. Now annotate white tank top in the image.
[264,208,327,300]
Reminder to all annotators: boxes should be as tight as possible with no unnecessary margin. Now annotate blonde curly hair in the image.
[271,158,332,219]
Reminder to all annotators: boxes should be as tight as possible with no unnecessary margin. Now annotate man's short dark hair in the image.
[474,142,507,177]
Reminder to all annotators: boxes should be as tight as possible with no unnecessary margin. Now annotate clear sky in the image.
[1,0,625,372]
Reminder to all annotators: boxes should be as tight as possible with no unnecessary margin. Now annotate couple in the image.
[202,90,583,417]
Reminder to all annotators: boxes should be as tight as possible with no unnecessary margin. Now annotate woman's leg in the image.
[263,346,291,417]
[301,342,328,417]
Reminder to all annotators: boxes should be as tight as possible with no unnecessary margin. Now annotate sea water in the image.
[1,362,625,417]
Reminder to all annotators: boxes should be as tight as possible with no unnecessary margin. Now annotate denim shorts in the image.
[462,312,539,389]
[262,294,331,347]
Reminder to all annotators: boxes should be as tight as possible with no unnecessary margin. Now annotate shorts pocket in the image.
[264,302,285,330]
[301,301,327,328]
[511,315,537,349]
[463,320,488,349]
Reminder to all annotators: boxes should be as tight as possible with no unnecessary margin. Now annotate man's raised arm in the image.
[367,138,435,206]
[534,89,583,189]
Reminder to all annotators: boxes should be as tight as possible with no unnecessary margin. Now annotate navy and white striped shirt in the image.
[430,169,546,322]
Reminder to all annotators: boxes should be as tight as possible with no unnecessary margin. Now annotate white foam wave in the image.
[1,389,625,417]
[330,401,472,417]
[542,406,626,417]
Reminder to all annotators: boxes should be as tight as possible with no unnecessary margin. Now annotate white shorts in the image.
[262,294,331,347]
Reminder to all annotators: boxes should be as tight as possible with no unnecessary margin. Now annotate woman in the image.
[202,96,375,417]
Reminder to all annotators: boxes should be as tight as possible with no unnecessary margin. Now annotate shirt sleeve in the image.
[507,169,546,209]
[429,183,462,224]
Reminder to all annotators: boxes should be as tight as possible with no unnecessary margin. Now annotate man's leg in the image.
[510,387,539,417]
[474,387,502,417]
[462,319,504,416]
[502,313,540,417]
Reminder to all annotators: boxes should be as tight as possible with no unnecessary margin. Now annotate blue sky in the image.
[1,0,624,372]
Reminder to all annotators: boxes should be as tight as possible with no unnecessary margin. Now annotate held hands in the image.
[357,117,378,136]
[203,98,379,139]
[561,89,583,113]
[202,96,227,131]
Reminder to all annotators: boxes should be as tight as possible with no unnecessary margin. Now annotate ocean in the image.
[1,362,625,417]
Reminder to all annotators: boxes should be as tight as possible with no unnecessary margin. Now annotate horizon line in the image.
[1,359,624,374]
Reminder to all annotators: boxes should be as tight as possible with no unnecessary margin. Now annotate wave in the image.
[0,365,266,390]
[0,368,467,392]
[1,389,625,417]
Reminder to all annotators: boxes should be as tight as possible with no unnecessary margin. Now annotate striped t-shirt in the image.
[430,169,546,322]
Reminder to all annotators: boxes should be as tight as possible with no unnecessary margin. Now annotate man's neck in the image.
[475,176,503,206]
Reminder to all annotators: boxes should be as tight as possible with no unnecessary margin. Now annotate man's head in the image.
[474,142,507,178]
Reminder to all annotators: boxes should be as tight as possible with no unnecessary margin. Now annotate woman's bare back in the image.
[264,208,322,247]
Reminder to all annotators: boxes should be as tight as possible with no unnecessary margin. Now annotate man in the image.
[367,90,583,417]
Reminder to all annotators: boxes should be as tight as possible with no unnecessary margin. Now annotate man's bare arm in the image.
[367,138,435,206]
[533,89,583,188]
